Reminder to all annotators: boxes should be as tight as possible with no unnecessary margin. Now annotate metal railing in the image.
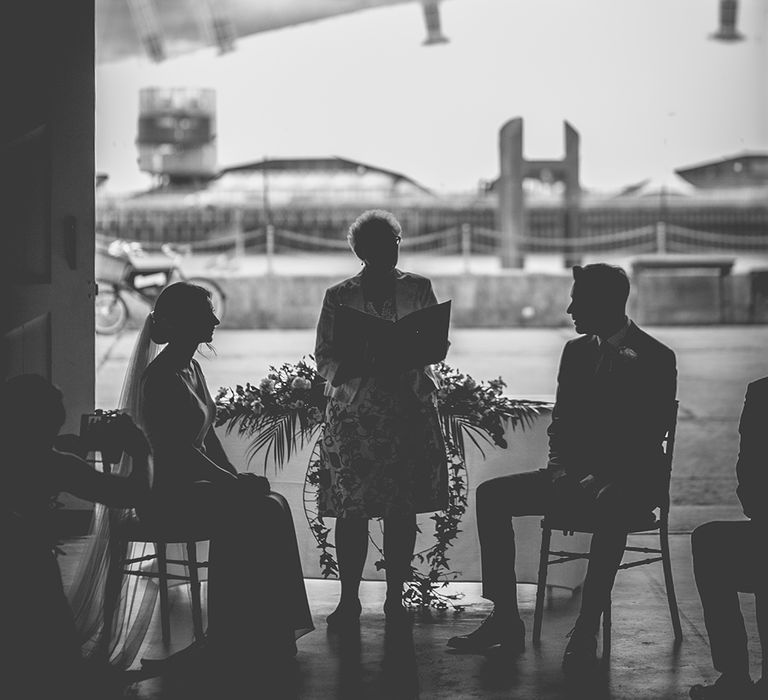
[96,206,768,273]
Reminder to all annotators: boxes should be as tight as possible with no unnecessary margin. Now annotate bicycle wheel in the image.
[186,277,227,322]
[95,284,129,335]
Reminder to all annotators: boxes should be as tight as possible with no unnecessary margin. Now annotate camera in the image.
[80,409,125,464]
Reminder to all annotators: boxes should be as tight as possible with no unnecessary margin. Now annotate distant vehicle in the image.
[95,239,226,335]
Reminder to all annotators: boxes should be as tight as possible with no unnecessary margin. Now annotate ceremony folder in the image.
[332,300,451,386]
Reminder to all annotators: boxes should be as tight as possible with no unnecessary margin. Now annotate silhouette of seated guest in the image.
[0,374,150,699]
[134,282,313,670]
[689,378,768,699]
[447,263,677,679]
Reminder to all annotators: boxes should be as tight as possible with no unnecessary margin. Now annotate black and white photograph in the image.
[1,1,767,698]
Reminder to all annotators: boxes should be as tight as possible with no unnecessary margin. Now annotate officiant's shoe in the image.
[561,627,598,680]
[327,599,362,631]
[447,611,525,654]
[689,674,755,699]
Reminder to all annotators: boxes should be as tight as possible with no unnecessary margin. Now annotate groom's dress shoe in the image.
[561,628,598,679]
[446,611,525,653]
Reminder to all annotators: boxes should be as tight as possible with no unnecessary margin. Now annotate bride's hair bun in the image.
[149,311,172,344]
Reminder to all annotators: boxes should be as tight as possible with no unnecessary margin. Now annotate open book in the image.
[332,300,451,386]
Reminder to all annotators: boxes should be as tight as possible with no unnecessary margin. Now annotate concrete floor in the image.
[59,532,762,699]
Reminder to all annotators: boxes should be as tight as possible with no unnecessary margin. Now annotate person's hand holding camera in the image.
[113,414,151,459]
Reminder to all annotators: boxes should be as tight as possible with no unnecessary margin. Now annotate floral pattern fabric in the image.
[317,299,448,518]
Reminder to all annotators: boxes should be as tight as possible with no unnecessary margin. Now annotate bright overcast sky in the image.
[96,0,767,194]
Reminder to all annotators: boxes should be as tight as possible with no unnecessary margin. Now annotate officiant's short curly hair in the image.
[347,209,402,260]
[572,263,630,306]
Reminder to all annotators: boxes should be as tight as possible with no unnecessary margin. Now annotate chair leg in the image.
[660,519,683,642]
[602,598,612,661]
[186,541,205,641]
[156,542,171,645]
[533,525,552,645]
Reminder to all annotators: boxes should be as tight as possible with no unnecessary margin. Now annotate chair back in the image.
[659,400,679,512]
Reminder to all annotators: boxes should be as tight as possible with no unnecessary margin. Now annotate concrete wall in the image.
[211,271,761,329]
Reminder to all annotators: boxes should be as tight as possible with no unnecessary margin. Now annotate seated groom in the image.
[689,377,767,699]
[447,263,677,678]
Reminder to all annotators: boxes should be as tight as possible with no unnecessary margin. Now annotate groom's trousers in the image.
[692,520,768,680]
[476,469,656,633]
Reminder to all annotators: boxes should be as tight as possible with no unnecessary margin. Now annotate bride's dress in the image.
[68,317,312,668]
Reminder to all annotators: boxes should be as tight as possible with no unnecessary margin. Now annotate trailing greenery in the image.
[216,359,551,609]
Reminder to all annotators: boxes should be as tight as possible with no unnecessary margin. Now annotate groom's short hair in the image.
[572,264,630,307]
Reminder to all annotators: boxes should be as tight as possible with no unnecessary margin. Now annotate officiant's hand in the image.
[237,472,271,497]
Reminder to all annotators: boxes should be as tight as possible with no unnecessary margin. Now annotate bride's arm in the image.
[203,428,238,475]
[143,372,237,486]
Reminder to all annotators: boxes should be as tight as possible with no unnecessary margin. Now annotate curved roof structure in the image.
[97,0,430,63]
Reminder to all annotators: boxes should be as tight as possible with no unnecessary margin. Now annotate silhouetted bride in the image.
[71,282,312,677]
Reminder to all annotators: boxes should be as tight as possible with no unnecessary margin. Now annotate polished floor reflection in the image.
[55,532,760,699]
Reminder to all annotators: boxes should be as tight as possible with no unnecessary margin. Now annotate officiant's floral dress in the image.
[315,273,448,519]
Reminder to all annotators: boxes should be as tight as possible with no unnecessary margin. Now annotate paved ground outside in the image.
[97,325,768,516]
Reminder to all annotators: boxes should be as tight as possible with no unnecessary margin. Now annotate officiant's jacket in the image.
[315,269,441,405]
[546,321,677,496]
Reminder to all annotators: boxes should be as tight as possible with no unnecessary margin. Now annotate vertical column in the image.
[497,118,525,269]
[563,122,581,268]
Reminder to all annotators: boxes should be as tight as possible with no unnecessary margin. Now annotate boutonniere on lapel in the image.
[616,346,639,362]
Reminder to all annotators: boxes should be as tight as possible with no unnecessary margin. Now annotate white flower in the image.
[291,377,312,391]
[259,378,276,393]
[618,347,638,361]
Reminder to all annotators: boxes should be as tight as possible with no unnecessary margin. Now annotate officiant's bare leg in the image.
[448,470,551,652]
[383,513,417,619]
[328,517,368,627]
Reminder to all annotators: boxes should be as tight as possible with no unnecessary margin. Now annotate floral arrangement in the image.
[215,359,327,468]
[216,359,551,609]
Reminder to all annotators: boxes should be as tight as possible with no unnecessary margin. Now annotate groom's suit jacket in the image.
[315,268,441,405]
[546,321,677,499]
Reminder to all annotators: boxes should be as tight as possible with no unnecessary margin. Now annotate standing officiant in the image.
[314,209,449,628]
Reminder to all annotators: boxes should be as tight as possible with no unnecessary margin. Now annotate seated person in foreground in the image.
[689,378,768,700]
[447,263,677,679]
[0,374,150,699]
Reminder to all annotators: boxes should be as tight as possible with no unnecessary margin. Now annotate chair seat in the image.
[543,510,660,534]
[117,510,210,544]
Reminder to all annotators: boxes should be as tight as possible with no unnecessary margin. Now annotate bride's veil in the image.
[68,314,160,668]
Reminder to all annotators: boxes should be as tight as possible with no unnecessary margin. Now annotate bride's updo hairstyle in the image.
[150,282,212,345]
